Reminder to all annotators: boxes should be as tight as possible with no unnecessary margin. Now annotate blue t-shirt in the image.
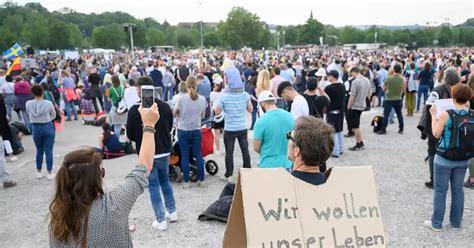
[197,77,212,100]
[254,109,295,168]
[215,89,250,131]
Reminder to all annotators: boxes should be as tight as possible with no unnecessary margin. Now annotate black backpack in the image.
[436,109,474,161]
[302,94,322,118]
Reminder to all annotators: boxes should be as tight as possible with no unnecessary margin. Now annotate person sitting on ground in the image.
[97,123,124,154]
[287,116,334,185]
[49,103,160,247]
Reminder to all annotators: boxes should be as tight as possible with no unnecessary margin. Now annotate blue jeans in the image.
[332,132,344,156]
[114,124,122,140]
[250,103,257,129]
[382,100,404,130]
[432,158,468,229]
[32,122,55,172]
[149,156,176,222]
[164,86,174,102]
[20,110,32,132]
[417,85,429,111]
[178,129,204,182]
[64,99,78,120]
[4,94,15,121]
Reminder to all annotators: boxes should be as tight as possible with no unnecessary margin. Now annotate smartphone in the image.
[141,85,155,108]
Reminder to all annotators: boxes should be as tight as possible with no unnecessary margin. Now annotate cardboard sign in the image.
[223,167,386,248]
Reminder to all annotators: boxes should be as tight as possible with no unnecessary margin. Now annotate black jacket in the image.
[126,99,173,155]
[417,84,451,140]
[0,95,13,141]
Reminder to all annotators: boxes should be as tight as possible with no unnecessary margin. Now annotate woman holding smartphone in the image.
[173,76,208,188]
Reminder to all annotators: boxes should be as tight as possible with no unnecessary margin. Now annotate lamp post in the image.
[197,1,204,48]
[123,23,136,56]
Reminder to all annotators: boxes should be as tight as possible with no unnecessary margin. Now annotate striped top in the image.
[215,88,250,131]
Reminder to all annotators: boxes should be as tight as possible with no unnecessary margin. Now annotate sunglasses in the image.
[286,132,295,142]
[101,168,105,178]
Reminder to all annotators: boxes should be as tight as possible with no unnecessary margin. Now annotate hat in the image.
[315,68,327,77]
[327,70,339,79]
[258,91,276,103]
[306,77,318,90]
[213,77,223,85]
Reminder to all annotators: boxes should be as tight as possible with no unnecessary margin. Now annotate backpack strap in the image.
[302,94,321,118]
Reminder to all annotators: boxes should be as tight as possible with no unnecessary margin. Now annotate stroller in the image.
[169,121,219,183]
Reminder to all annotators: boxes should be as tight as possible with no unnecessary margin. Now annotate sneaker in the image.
[398,129,404,134]
[3,180,17,188]
[330,154,340,158]
[221,175,235,182]
[344,133,354,138]
[446,224,461,230]
[182,182,191,189]
[424,220,442,232]
[425,181,434,189]
[375,129,387,135]
[36,172,44,179]
[8,156,18,162]
[349,142,364,151]
[166,212,178,222]
[46,173,55,180]
[197,181,204,187]
[152,220,168,231]
[464,180,474,189]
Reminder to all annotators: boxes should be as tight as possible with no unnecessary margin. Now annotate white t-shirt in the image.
[124,86,140,110]
[210,91,222,107]
[290,95,309,120]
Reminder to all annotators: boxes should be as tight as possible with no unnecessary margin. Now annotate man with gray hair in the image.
[418,67,460,189]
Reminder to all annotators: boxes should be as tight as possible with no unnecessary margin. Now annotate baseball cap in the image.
[213,76,223,85]
[258,91,276,103]
[315,68,327,77]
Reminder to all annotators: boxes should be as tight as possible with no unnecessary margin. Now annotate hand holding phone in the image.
[141,85,155,108]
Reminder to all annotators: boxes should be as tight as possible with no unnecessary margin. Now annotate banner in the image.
[223,167,386,248]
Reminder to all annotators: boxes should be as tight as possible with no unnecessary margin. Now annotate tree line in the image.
[0,2,473,52]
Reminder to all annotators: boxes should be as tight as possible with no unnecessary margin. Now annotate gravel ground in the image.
[0,108,472,248]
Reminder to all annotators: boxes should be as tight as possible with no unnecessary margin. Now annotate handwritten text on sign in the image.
[258,193,385,248]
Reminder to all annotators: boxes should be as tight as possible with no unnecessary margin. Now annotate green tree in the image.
[437,25,453,46]
[284,26,300,45]
[0,26,17,50]
[392,29,411,45]
[204,31,221,47]
[4,15,24,41]
[459,27,474,46]
[377,29,393,44]
[68,23,84,49]
[299,14,324,44]
[22,12,49,48]
[339,26,365,44]
[219,7,266,49]
[92,24,126,49]
[47,20,72,49]
[176,30,196,48]
[145,28,166,47]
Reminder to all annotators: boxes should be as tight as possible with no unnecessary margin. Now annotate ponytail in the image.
[186,75,199,101]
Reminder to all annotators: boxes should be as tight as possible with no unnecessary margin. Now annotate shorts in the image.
[211,120,225,129]
[347,109,362,129]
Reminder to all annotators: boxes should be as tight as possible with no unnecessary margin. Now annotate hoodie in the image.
[26,99,56,124]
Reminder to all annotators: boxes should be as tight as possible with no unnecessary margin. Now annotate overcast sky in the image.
[14,0,474,26]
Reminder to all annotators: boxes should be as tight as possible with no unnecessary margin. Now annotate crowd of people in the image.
[0,46,473,245]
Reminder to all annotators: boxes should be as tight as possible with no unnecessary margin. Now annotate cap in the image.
[258,91,276,103]
[214,76,223,85]
[315,68,327,77]
[327,70,339,79]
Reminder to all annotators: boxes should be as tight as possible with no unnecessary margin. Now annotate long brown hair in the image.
[186,75,199,100]
[49,147,104,244]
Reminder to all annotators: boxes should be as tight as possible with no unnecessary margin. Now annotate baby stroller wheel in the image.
[205,160,218,175]
[174,166,183,183]
[189,166,199,183]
